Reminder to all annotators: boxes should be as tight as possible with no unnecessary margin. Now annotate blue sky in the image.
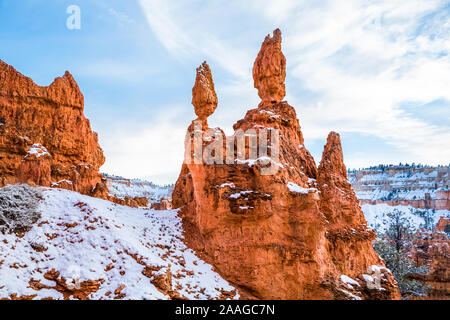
[0,0,449,184]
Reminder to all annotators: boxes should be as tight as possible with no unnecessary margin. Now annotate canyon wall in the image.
[172,30,401,300]
[408,217,449,299]
[104,174,172,208]
[0,59,107,197]
[349,166,450,211]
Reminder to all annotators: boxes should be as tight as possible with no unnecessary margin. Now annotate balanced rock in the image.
[253,29,286,108]
[192,61,218,128]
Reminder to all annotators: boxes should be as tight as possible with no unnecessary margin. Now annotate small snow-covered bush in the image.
[0,184,43,233]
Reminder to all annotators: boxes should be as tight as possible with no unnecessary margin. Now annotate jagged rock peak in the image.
[319,131,347,179]
[0,58,105,197]
[253,28,286,108]
[192,61,218,126]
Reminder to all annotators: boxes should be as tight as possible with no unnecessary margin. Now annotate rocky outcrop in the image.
[0,59,107,197]
[173,30,401,300]
[317,133,385,283]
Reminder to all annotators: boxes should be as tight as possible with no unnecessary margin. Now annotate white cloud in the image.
[135,0,449,180]
[107,8,135,26]
[138,0,254,79]
[100,105,188,185]
[279,0,450,163]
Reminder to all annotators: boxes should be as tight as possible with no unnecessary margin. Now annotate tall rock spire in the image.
[192,61,218,128]
[318,132,348,179]
[253,29,286,108]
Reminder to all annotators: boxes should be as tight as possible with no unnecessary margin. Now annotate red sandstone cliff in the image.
[0,59,107,197]
[173,30,401,300]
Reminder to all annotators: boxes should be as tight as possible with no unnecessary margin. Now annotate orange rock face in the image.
[0,59,107,197]
[253,29,286,108]
[173,30,401,300]
[192,61,218,128]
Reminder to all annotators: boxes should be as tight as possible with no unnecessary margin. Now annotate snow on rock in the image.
[229,191,253,199]
[235,156,284,169]
[0,187,238,300]
[340,275,360,289]
[287,182,319,194]
[218,183,235,189]
[339,289,362,300]
[26,143,51,158]
[361,203,449,233]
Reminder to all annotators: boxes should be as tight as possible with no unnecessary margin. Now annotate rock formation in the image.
[316,133,400,299]
[173,30,401,300]
[192,61,218,128]
[349,165,450,211]
[0,59,107,197]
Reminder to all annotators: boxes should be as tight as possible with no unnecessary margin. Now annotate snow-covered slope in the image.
[104,174,172,205]
[0,187,237,300]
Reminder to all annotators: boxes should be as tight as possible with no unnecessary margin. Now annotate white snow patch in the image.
[219,183,235,189]
[340,275,360,289]
[339,289,362,300]
[287,182,319,194]
[26,144,51,158]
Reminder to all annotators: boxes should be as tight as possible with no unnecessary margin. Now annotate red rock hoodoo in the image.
[0,59,107,197]
[173,30,401,300]
[192,61,218,129]
[253,28,286,108]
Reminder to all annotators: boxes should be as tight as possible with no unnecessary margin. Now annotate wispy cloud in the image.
[107,8,135,26]
[138,0,450,167]
[138,0,254,79]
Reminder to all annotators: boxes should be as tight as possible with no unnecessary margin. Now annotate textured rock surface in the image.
[173,30,401,300]
[349,165,449,211]
[192,61,218,128]
[0,59,106,197]
[253,29,286,108]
